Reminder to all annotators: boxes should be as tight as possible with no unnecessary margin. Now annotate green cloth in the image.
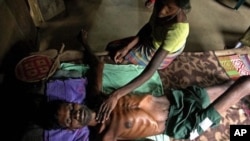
[60,63,89,75]
[165,86,221,140]
[102,64,163,96]
[58,63,164,96]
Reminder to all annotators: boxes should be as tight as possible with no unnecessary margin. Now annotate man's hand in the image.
[96,94,119,123]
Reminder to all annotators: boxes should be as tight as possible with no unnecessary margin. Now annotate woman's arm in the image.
[114,36,139,63]
[115,48,168,98]
[96,48,169,123]
[114,22,152,63]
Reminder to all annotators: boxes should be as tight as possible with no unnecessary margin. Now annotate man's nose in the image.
[72,110,80,119]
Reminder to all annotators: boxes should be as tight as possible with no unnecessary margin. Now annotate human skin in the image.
[56,94,170,141]
[57,30,171,140]
[96,0,188,123]
[73,20,250,140]
[55,75,250,141]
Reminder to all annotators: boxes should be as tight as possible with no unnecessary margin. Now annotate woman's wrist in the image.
[127,36,139,49]
[112,88,128,100]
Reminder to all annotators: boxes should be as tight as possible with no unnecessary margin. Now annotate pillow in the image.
[45,78,89,141]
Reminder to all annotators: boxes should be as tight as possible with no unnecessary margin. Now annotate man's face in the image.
[56,102,92,129]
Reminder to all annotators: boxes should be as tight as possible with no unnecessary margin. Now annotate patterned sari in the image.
[106,37,184,69]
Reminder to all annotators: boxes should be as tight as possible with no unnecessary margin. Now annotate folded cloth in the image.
[51,63,90,78]
[45,78,89,141]
[44,127,89,141]
[102,64,164,96]
[46,78,87,102]
[56,63,164,96]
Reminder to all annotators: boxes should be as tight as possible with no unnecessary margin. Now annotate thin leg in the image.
[205,80,234,102]
[206,76,250,115]
[78,29,104,95]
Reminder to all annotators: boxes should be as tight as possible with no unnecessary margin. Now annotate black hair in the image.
[161,0,192,12]
[176,0,191,12]
[37,100,67,130]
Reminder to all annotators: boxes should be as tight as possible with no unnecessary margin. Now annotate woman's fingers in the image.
[96,95,118,123]
[115,52,125,63]
[96,105,103,121]
[106,109,112,120]
[99,112,107,123]
[114,53,121,62]
[96,103,109,123]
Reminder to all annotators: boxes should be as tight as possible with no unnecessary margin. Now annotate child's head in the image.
[156,0,192,18]
[176,0,191,10]
[161,0,191,12]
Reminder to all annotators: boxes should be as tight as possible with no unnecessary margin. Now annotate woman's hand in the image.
[114,47,129,63]
[114,36,139,63]
[96,94,119,123]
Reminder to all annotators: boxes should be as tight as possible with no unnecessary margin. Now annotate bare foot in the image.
[80,29,88,44]
[78,29,95,54]
[77,28,88,45]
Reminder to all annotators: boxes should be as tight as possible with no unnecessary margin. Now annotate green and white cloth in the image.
[57,63,164,96]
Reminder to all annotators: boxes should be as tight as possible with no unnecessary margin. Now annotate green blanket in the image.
[58,63,164,96]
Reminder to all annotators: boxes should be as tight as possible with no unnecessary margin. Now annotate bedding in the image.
[20,47,250,141]
[97,47,250,141]
[155,49,250,141]
[54,63,164,96]
[45,78,89,141]
[45,63,166,141]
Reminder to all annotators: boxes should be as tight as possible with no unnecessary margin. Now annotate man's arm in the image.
[78,29,104,104]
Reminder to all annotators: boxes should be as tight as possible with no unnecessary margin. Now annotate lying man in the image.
[46,76,250,141]
[44,30,250,141]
